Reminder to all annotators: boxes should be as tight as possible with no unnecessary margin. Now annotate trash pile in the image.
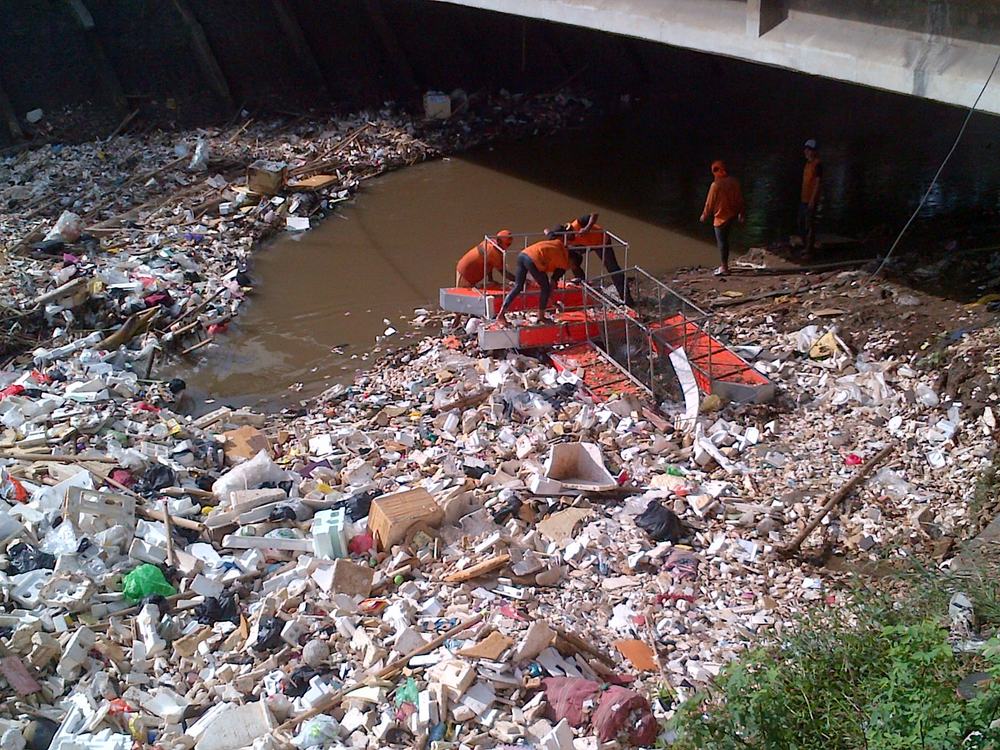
[0,90,595,359]
[2,275,994,748]
[1,99,997,748]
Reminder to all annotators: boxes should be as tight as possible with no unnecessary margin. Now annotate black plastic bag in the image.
[5,543,56,574]
[254,615,285,652]
[635,500,684,543]
[284,666,321,697]
[195,594,240,624]
[134,464,177,495]
[345,490,377,521]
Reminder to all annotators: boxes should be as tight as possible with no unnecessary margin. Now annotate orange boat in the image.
[439,240,774,403]
[439,284,587,317]
[477,308,631,350]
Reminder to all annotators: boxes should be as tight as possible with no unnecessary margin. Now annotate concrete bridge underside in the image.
[432,0,1000,116]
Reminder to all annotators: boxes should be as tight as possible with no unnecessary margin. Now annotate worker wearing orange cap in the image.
[456,230,515,289]
[563,213,633,306]
[495,227,572,326]
[700,160,745,276]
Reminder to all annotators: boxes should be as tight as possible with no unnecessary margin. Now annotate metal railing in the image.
[579,267,716,402]
[472,228,630,310]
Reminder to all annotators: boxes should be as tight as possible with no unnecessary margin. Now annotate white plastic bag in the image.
[44,211,83,243]
[189,137,210,171]
[211,450,287,503]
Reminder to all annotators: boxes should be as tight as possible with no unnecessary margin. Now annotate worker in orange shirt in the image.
[563,213,634,306]
[455,230,515,288]
[798,139,823,259]
[699,160,745,276]
[495,228,573,326]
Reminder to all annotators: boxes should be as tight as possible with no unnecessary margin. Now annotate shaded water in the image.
[185,85,1000,410]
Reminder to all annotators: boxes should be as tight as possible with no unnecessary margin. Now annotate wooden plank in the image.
[288,174,339,191]
[222,534,314,552]
[170,0,234,111]
[443,553,511,583]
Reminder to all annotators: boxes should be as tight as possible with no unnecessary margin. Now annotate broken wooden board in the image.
[0,655,41,695]
[287,174,339,191]
[458,631,513,660]
[221,534,313,552]
[613,639,657,672]
[536,507,593,542]
[222,426,270,465]
[443,553,511,583]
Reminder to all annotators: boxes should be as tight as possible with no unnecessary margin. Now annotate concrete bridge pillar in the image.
[746,0,787,37]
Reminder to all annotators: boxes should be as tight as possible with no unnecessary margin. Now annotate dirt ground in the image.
[666,248,998,412]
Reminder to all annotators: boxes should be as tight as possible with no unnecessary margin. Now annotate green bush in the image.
[669,604,1000,750]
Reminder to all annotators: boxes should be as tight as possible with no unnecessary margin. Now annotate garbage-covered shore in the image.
[2,98,999,750]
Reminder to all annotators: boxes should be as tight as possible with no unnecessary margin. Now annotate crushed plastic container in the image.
[544,442,617,492]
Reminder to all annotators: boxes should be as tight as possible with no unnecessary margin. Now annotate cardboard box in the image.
[367,488,443,551]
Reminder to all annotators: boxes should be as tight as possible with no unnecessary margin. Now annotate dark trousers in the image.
[798,202,818,255]
[714,220,734,267]
[575,246,634,306]
[501,252,551,313]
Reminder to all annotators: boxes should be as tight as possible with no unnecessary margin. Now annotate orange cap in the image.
[711,160,727,176]
[496,229,513,249]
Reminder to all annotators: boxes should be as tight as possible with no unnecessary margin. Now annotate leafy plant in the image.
[669,599,1000,750]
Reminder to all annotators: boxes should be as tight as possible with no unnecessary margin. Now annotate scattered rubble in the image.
[0,99,997,750]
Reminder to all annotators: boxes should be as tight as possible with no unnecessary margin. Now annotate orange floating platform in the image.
[649,314,774,403]
[439,284,587,317]
[477,309,631,351]
[551,343,645,401]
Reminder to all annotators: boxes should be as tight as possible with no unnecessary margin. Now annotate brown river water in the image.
[183,150,718,411]
[183,87,1000,411]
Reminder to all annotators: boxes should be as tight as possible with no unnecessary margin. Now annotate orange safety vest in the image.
[523,239,571,274]
[801,159,823,204]
[456,241,504,285]
[568,219,607,250]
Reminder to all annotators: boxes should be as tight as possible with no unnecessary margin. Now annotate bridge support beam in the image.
[746,0,786,38]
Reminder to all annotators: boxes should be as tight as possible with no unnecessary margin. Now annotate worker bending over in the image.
[564,213,634,306]
[455,230,515,288]
[495,228,573,326]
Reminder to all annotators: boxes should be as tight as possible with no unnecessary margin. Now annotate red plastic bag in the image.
[592,685,658,746]
[542,677,602,728]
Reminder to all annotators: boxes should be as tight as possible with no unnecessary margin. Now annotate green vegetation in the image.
[668,579,1000,750]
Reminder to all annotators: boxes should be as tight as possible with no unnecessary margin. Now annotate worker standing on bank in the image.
[455,230,515,288]
[564,213,634,306]
[699,160,745,276]
[495,227,573,326]
[799,139,823,259]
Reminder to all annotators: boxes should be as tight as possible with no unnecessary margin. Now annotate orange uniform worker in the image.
[699,160,745,276]
[455,230,514,288]
[798,139,823,259]
[564,212,633,306]
[495,228,573,325]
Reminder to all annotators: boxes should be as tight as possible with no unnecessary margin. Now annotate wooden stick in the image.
[162,499,177,567]
[553,625,615,667]
[443,553,510,583]
[711,281,826,309]
[275,611,486,733]
[778,444,894,558]
[0,450,117,464]
[180,338,214,357]
[165,287,224,333]
[88,467,205,532]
